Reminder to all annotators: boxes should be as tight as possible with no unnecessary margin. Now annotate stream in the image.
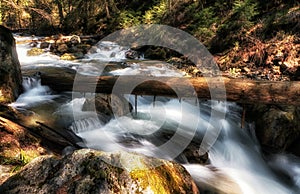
[11,35,300,194]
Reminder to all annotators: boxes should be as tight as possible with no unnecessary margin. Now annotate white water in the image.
[15,35,80,68]
[86,41,128,61]
[66,96,299,193]
[14,37,300,194]
[110,62,185,77]
[10,76,59,108]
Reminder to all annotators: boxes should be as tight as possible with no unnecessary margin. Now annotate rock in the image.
[144,47,167,60]
[69,35,81,44]
[0,25,23,103]
[248,105,300,153]
[185,164,243,194]
[57,43,69,53]
[0,149,199,194]
[39,42,50,49]
[76,44,92,53]
[26,47,44,56]
[60,53,76,60]
[125,50,140,59]
[82,94,132,122]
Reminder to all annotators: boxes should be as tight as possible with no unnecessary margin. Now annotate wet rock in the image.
[26,47,44,56]
[0,25,23,103]
[248,105,300,153]
[185,164,243,194]
[82,94,132,122]
[57,43,69,53]
[60,53,77,60]
[0,149,199,194]
[125,50,140,59]
[39,41,50,49]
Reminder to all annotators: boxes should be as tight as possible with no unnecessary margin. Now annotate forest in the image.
[0,0,300,194]
[1,0,299,77]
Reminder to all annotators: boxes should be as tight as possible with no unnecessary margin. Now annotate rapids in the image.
[12,35,300,194]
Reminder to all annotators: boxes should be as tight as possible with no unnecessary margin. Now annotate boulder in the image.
[0,25,23,103]
[0,149,199,194]
[248,104,300,153]
[82,94,132,122]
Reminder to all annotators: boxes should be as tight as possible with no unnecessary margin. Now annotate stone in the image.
[0,25,23,103]
[82,94,132,122]
[60,53,76,60]
[26,47,44,56]
[39,42,50,49]
[57,43,69,53]
[125,50,140,59]
[0,149,199,194]
[248,104,300,153]
[144,47,167,60]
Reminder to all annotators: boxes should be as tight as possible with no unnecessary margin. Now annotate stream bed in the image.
[11,35,300,194]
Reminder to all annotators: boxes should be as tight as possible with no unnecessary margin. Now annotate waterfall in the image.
[70,117,103,133]
[66,96,300,194]
[11,76,59,108]
[15,38,300,194]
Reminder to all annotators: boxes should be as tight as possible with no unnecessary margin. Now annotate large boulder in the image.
[0,149,199,194]
[0,25,22,103]
[248,104,300,153]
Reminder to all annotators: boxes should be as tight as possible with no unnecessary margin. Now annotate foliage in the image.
[143,1,167,24]
[118,10,142,28]
[0,0,298,51]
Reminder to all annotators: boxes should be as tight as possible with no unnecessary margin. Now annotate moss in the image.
[27,48,44,56]
[60,53,77,60]
[129,162,190,194]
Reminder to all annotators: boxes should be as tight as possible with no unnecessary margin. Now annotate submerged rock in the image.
[0,25,23,103]
[0,149,199,194]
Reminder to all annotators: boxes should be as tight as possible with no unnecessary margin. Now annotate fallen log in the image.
[22,67,300,105]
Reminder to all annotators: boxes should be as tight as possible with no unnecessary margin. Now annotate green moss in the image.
[27,48,44,56]
[60,53,77,60]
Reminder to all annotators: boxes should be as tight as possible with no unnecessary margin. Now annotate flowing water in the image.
[12,35,300,194]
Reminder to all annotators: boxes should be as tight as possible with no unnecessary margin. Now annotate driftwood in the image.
[22,67,300,105]
[0,103,84,154]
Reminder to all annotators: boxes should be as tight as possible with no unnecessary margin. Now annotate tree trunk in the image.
[55,0,64,26]
[0,25,22,103]
[22,66,300,105]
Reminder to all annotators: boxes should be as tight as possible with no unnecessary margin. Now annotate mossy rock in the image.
[27,48,44,56]
[0,149,199,194]
[60,53,77,60]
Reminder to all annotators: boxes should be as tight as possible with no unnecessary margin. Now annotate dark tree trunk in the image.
[55,0,64,26]
[0,25,23,103]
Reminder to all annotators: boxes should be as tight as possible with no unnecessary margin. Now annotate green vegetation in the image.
[0,0,299,76]
[1,1,298,50]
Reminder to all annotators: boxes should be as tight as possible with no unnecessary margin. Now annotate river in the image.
[11,35,300,194]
